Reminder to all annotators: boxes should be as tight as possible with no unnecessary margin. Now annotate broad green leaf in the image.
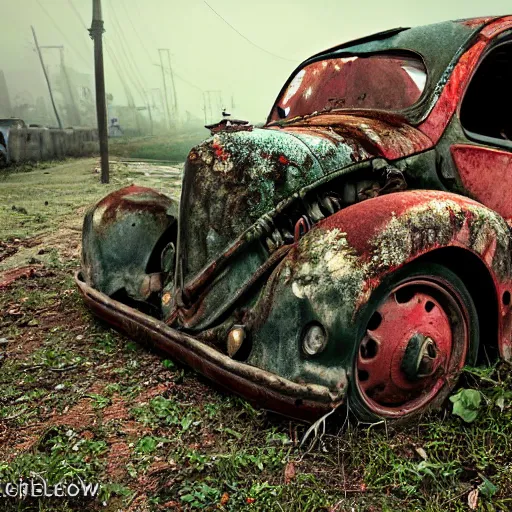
[478,475,498,498]
[449,389,482,423]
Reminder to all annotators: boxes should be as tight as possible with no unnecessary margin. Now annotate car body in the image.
[0,118,27,166]
[77,16,512,423]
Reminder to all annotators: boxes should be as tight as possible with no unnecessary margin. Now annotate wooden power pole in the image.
[158,50,172,131]
[40,45,82,127]
[89,0,109,184]
[164,50,178,123]
[31,26,63,129]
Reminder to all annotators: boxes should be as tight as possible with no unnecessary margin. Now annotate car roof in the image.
[305,18,502,81]
[268,16,510,126]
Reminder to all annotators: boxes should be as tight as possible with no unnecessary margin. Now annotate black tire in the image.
[348,261,479,424]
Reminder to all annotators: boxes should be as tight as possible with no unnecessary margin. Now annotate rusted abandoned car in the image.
[77,16,512,424]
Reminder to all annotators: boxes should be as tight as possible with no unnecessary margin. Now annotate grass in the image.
[108,128,208,163]
[1,155,512,511]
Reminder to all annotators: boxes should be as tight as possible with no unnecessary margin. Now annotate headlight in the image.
[227,325,246,358]
[302,324,327,356]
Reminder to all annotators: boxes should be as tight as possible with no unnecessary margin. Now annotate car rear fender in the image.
[246,190,512,392]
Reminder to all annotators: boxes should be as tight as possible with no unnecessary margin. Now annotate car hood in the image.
[179,114,432,281]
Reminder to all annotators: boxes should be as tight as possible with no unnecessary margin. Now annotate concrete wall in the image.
[7,127,99,164]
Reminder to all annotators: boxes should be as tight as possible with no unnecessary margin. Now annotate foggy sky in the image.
[1,0,511,125]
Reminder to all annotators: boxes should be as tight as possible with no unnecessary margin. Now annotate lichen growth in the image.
[287,197,511,325]
[289,228,366,327]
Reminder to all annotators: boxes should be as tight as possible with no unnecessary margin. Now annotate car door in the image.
[451,39,512,222]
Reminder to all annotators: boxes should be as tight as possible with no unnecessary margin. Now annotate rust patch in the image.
[93,184,171,229]
[419,41,486,143]
[287,113,433,160]
[451,144,512,222]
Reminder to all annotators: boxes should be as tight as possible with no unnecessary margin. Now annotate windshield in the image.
[270,53,427,122]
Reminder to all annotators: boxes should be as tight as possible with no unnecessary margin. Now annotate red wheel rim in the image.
[355,276,469,418]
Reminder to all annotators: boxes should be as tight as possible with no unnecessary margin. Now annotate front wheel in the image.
[349,262,479,424]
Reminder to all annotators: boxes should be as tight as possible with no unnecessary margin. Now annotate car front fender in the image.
[82,185,178,304]
[246,190,512,395]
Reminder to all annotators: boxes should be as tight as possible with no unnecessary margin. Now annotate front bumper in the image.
[75,272,341,421]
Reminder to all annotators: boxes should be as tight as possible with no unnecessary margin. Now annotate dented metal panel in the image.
[451,144,512,221]
[82,185,177,302]
[246,192,512,393]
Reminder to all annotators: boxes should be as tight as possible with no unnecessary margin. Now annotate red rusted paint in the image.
[294,216,311,242]
[212,141,229,161]
[420,17,512,142]
[318,190,512,361]
[286,113,433,160]
[319,190,481,255]
[451,144,512,221]
[458,17,495,28]
[94,185,171,226]
[271,55,425,123]
[358,283,458,412]
[499,284,512,361]
[419,41,486,142]
[480,16,512,38]
[357,276,469,417]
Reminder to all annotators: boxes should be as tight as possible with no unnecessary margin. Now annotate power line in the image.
[203,1,296,63]
[105,0,147,103]
[120,1,154,65]
[104,38,136,107]
[127,2,207,100]
[106,0,148,101]
[67,0,87,30]
[154,63,204,93]
[35,0,90,68]
[66,0,139,111]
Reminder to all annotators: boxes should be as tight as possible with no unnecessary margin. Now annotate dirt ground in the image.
[1,158,512,512]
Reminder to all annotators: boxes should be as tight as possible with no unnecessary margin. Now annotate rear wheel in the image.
[349,262,479,423]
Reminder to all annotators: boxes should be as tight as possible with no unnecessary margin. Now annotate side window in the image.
[460,42,512,143]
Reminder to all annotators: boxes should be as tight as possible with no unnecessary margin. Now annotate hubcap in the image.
[356,278,468,416]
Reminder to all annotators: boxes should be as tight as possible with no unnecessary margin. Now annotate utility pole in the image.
[89,0,109,184]
[158,50,172,131]
[202,92,207,125]
[0,71,12,117]
[147,103,154,136]
[31,26,62,129]
[40,45,81,127]
[164,50,178,123]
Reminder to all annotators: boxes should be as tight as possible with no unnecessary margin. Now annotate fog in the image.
[1,0,510,130]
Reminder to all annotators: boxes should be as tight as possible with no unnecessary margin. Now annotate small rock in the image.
[55,384,65,391]
[76,335,84,341]
[415,447,428,460]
